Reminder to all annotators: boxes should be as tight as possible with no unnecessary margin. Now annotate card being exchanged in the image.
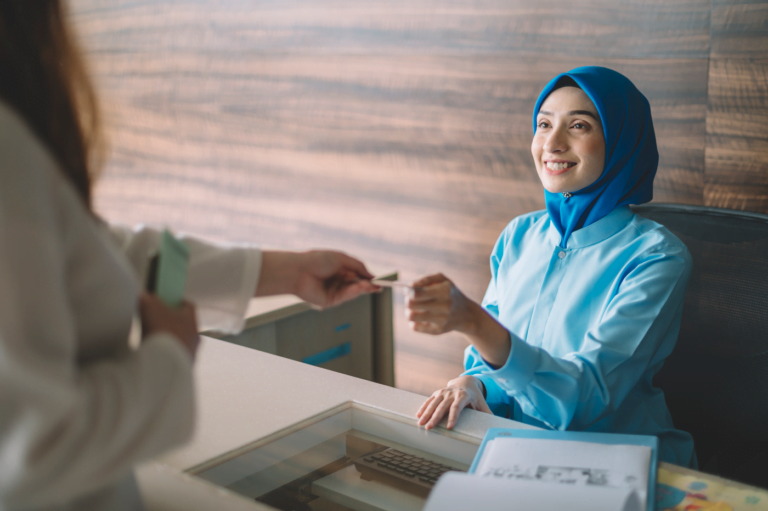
[371,279,412,288]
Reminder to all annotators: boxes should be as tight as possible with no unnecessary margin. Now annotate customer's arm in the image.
[110,228,377,335]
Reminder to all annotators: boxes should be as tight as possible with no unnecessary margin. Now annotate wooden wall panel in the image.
[73,0,711,58]
[710,0,768,58]
[71,0,711,395]
[705,0,768,212]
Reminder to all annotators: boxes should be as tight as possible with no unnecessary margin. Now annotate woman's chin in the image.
[541,182,572,195]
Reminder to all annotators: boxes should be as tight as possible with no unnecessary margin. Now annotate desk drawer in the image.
[276,295,373,380]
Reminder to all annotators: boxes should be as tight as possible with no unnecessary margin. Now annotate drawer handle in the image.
[303,342,352,366]
[335,322,352,332]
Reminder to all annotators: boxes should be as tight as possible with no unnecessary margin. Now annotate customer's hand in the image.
[257,250,378,308]
[139,293,200,360]
[417,375,492,430]
[406,273,478,335]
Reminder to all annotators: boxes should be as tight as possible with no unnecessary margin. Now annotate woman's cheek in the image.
[583,135,605,157]
[531,135,545,163]
[581,135,607,182]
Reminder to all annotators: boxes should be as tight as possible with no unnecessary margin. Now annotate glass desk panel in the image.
[194,403,480,511]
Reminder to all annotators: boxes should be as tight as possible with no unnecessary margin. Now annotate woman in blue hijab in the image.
[407,66,696,467]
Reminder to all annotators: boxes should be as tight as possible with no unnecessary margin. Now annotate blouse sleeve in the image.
[469,243,691,431]
[462,227,512,416]
[478,226,506,320]
[107,224,262,334]
[0,113,195,508]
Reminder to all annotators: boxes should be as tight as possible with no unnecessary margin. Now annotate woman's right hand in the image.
[416,375,492,430]
[405,273,479,336]
[139,293,200,360]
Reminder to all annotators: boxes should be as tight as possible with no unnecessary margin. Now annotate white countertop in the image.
[138,336,532,510]
[136,336,768,510]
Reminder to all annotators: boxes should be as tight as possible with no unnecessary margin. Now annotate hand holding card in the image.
[145,230,190,308]
[370,279,413,289]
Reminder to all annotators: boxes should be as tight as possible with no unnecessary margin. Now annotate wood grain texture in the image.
[705,0,768,212]
[73,0,711,58]
[711,0,768,58]
[705,58,768,212]
[70,0,712,395]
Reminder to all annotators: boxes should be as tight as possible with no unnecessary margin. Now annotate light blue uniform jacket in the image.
[464,206,697,467]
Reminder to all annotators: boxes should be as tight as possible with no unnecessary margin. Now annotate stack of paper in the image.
[424,437,652,511]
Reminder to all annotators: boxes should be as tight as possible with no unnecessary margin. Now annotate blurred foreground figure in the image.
[0,2,376,510]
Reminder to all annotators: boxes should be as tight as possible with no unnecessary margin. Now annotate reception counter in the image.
[134,337,768,511]
[136,336,532,510]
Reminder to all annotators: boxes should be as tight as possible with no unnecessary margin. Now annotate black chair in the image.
[630,203,768,488]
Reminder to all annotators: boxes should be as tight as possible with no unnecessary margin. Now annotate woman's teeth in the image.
[546,162,576,171]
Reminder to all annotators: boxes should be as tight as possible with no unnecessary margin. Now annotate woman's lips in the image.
[544,161,577,175]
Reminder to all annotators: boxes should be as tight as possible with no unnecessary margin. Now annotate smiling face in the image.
[531,86,606,194]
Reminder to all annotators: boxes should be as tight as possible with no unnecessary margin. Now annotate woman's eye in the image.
[571,122,587,130]
[537,121,550,129]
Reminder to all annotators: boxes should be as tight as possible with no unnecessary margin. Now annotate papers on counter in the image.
[424,436,652,511]
[423,472,642,511]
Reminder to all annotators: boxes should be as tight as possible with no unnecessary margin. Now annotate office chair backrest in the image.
[631,204,768,488]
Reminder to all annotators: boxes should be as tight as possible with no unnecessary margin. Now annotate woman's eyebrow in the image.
[568,110,599,120]
[537,109,599,121]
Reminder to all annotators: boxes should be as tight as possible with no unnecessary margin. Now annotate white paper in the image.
[474,438,650,504]
[423,472,642,511]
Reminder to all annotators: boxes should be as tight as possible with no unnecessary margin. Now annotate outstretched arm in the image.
[110,224,378,332]
[257,250,378,308]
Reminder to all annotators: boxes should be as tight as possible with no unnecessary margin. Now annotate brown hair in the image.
[0,0,104,208]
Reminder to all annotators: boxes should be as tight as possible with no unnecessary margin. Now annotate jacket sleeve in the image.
[0,111,195,508]
[467,243,691,431]
[107,224,262,334]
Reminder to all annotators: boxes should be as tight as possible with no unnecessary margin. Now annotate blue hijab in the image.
[533,66,658,248]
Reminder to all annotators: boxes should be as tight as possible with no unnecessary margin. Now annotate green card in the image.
[156,230,190,308]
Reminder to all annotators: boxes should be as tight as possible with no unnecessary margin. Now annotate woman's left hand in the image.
[417,375,492,430]
[257,250,379,308]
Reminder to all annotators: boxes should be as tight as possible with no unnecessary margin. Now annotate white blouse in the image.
[0,102,262,511]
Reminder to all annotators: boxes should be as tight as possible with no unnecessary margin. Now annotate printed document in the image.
[424,437,651,511]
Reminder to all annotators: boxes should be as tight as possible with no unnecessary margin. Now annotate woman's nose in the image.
[543,128,568,154]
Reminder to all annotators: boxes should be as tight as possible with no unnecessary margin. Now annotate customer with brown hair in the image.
[0,2,377,510]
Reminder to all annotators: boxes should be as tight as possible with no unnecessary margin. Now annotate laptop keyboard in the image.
[353,448,461,496]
